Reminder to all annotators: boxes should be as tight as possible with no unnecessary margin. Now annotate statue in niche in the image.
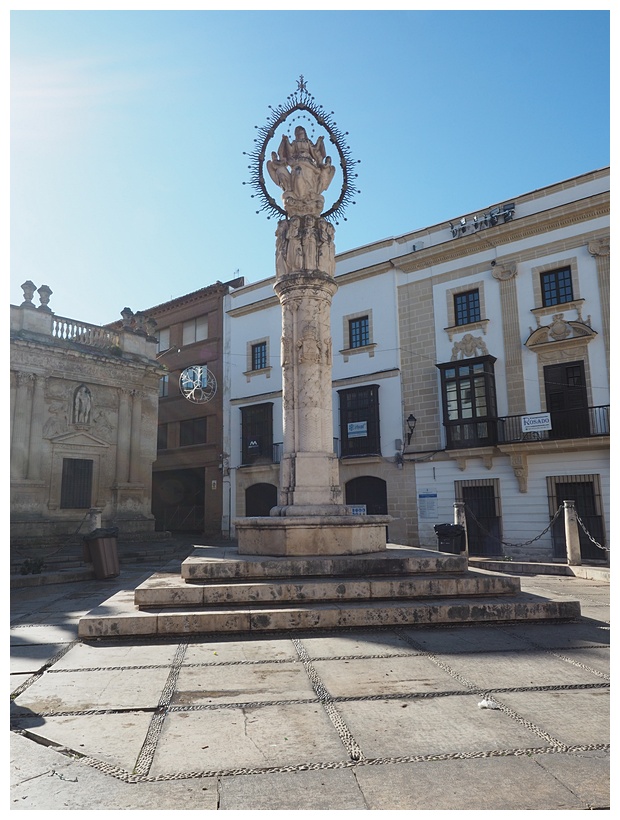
[73,385,92,424]
[285,216,303,272]
[267,126,336,214]
[302,215,318,270]
[275,220,288,278]
[317,219,335,274]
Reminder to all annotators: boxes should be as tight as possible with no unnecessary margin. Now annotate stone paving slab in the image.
[499,620,610,649]
[12,664,171,712]
[149,702,350,776]
[183,637,299,663]
[335,694,541,758]
[10,623,78,645]
[312,654,459,697]
[12,711,155,771]
[498,689,610,746]
[10,643,70,674]
[50,639,182,670]
[435,649,607,688]
[218,767,368,810]
[296,631,415,658]
[352,754,591,810]
[10,733,219,811]
[172,661,316,705]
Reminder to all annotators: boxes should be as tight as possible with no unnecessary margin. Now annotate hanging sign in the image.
[521,413,552,432]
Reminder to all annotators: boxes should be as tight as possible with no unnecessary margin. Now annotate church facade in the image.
[10,285,165,553]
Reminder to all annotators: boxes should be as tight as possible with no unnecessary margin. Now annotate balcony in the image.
[445,406,609,449]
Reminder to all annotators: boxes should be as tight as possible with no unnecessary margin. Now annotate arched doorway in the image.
[245,483,278,517]
[345,476,388,515]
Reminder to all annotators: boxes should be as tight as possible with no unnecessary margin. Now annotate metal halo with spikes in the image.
[244,76,360,223]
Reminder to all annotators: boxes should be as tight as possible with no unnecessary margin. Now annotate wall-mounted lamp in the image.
[406,414,417,445]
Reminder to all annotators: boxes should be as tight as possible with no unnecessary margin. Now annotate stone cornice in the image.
[227,295,280,317]
[395,194,610,274]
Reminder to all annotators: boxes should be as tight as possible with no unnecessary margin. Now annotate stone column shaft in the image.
[11,372,33,481]
[116,389,131,484]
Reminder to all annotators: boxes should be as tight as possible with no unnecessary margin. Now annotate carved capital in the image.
[491,261,518,281]
[588,238,610,257]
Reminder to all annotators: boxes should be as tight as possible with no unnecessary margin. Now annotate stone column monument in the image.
[236,78,390,555]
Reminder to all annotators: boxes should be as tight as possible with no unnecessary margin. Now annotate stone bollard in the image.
[453,501,469,558]
[563,500,582,566]
[87,508,103,532]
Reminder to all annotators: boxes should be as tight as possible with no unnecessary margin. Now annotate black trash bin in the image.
[433,523,465,554]
[83,527,120,579]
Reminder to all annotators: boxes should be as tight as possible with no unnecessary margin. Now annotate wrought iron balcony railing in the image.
[444,405,609,449]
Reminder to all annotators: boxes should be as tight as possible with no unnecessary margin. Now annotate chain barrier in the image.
[463,503,563,549]
[463,502,609,555]
[574,511,608,553]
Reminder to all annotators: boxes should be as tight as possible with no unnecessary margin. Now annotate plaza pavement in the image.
[10,545,610,811]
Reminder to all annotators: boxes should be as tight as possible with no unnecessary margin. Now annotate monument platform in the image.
[77,544,581,639]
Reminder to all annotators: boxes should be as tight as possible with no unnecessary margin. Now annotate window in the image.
[338,385,381,457]
[157,424,168,451]
[159,375,169,398]
[437,356,498,448]
[241,403,274,465]
[60,458,93,508]
[349,316,369,349]
[251,341,268,371]
[541,267,573,307]
[155,327,170,353]
[179,417,207,447]
[182,315,209,346]
[454,290,481,326]
[544,361,589,439]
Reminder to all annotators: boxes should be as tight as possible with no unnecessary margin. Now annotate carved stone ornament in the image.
[588,238,610,257]
[246,76,359,225]
[491,262,518,281]
[525,316,596,350]
[451,333,489,360]
[73,384,92,424]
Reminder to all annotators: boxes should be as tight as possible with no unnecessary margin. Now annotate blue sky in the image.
[9,6,610,326]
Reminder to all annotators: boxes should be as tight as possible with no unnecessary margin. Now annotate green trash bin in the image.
[83,527,120,579]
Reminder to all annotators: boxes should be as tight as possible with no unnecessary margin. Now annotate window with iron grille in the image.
[338,384,381,457]
[541,266,574,307]
[241,403,273,464]
[251,341,268,371]
[179,417,207,447]
[454,290,481,326]
[60,458,93,509]
[437,356,498,449]
[349,316,370,349]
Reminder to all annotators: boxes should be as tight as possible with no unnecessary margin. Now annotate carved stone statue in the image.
[73,385,92,424]
[267,126,336,217]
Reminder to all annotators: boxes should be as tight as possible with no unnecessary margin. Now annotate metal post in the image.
[563,500,582,566]
[453,501,469,558]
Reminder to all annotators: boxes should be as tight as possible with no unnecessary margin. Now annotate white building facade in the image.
[225,167,609,563]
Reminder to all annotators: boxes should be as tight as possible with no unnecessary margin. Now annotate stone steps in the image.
[77,545,582,639]
[135,571,521,608]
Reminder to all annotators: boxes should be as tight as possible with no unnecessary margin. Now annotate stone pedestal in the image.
[236,515,390,556]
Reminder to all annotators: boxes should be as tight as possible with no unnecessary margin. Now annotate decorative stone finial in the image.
[37,284,53,312]
[20,280,37,309]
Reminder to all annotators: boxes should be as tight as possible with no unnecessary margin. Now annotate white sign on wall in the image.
[347,421,367,438]
[418,490,439,520]
[521,413,552,432]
